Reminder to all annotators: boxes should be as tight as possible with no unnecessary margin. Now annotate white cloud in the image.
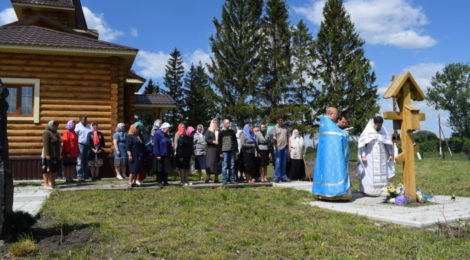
[403,63,444,90]
[293,0,437,48]
[187,49,212,68]
[130,27,138,37]
[83,6,123,41]
[135,49,212,79]
[135,50,171,79]
[0,8,17,25]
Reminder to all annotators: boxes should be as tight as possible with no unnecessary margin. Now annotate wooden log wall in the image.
[0,52,127,157]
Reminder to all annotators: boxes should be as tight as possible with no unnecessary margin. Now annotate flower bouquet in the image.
[383,184,432,205]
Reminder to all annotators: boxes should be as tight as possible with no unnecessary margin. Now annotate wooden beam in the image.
[383,111,425,121]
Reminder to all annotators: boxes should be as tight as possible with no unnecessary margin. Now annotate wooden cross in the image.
[383,72,426,201]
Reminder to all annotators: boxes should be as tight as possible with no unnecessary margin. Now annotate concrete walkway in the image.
[13,186,52,217]
[273,181,470,227]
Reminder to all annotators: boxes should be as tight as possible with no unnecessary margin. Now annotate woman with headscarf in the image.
[193,124,207,181]
[42,120,61,188]
[204,119,220,183]
[126,123,145,188]
[153,122,173,186]
[288,129,307,180]
[177,126,195,186]
[151,119,162,137]
[174,123,186,153]
[135,121,152,185]
[62,120,79,183]
[86,122,105,181]
[255,124,271,182]
[113,122,127,180]
[174,122,186,180]
[240,124,258,184]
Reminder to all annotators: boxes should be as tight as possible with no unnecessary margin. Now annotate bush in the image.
[447,137,464,153]
[414,130,439,143]
[463,139,470,154]
[10,235,39,257]
[418,140,439,153]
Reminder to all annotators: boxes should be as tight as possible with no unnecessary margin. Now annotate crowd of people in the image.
[42,108,395,198]
[41,114,309,189]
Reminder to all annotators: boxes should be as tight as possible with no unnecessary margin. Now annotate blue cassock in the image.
[312,116,351,199]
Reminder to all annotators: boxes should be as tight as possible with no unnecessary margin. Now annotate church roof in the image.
[0,25,137,52]
[11,0,75,9]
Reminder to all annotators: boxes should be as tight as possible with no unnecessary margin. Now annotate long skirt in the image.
[288,159,305,180]
[206,146,219,174]
[243,152,257,176]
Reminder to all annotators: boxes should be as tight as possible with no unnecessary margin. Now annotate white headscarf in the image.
[289,129,304,146]
[160,122,171,130]
[358,119,393,149]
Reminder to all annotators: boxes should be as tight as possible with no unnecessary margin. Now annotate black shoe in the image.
[274,179,280,183]
[214,180,220,183]
[163,182,169,186]
[281,178,290,183]
[205,179,210,184]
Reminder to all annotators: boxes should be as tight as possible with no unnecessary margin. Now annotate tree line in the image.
[141,0,379,136]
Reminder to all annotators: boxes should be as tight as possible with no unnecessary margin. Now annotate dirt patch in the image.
[0,217,98,258]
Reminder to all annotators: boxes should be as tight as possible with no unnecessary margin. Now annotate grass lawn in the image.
[38,187,470,259]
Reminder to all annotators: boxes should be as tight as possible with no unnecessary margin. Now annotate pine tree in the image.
[259,0,292,122]
[289,19,316,134]
[208,0,264,125]
[143,79,161,95]
[184,63,217,127]
[313,0,378,134]
[164,48,185,129]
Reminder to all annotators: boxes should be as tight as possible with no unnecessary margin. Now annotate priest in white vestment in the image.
[357,116,395,196]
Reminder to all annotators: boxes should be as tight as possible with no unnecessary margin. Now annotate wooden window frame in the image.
[6,85,34,117]
[1,78,40,123]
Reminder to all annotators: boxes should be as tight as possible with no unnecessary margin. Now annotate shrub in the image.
[418,140,439,153]
[414,130,439,143]
[10,235,39,257]
[447,138,465,153]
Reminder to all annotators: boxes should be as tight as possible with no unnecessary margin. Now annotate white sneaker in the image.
[136,180,142,186]
[184,183,189,186]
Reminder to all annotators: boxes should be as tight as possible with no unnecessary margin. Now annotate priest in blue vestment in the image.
[312,107,352,200]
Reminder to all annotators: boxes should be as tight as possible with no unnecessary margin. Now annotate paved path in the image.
[13,186,52,217]
[273,181,470,227]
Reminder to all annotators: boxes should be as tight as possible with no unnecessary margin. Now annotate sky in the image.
[1,0,469,137]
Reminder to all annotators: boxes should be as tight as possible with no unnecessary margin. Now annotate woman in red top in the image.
[62,120,79,183]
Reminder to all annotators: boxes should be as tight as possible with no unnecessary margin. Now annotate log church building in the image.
[0,0,175,179]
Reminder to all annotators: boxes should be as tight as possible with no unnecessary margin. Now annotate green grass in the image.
[10,235,39,257]
[388,153,470,197]
[39,185,470,259]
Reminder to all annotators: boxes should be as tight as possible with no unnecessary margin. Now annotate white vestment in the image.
[357,120,395,196]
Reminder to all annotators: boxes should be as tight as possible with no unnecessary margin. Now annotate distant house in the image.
[0,0,175,179]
